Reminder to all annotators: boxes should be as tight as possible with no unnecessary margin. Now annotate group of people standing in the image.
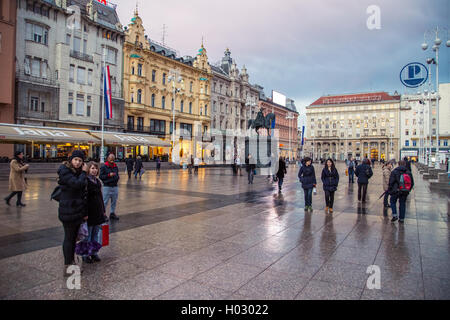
[296,156,414,222]
[125,155,162,179]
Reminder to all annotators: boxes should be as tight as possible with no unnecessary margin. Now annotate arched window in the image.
[151,94,155,107]
[137,89,142,104]
[162,96,165,109]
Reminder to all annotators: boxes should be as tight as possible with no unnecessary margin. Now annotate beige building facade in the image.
[305,92,401,161]
[123,10,211,161]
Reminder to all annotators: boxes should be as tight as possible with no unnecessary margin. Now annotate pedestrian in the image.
[276,156,287,192]
[83,162,107,264]
[355,158,373,202]
[4,151,29,207]
[348,157,356,183]
[194,156,200,174]
[134,156,144,179]
[389,160,414,223]
[245,154,256,184]
[403,157,412,172]
[382,160,393,208]
[298,157,316,211]
[235,156,242,176]
[125,155,134,179]
[57,150,88,276]
[100,153,120,221]
[321,158,339,213]
[189,155,194,174]
[156,156,161,174]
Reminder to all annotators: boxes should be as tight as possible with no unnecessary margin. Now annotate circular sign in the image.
[400,62,428,88]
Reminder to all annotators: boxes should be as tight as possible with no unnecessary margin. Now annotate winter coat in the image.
[298,164,317,189]
[100,161,120,187]
[57,162,87,225]
[388,166,415,195]
[382,165,392,192]
[405,160,412,172]
[321,167,339,192]
[276,159,287,179]
[86,176,106,226]
[134,159,143,173]
[9,159,28,192]
[347,160,356,173]
[125,158,134,171]
[355,164,373,184]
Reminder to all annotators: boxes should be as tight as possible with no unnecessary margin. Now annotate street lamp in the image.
[168,73,184,163]
[422,26,449,169]
[286,112,295,162]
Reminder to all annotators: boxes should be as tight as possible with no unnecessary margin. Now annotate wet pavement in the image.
[0,163,449,300]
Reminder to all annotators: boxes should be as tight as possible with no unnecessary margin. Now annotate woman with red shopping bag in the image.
[82,162,108,263]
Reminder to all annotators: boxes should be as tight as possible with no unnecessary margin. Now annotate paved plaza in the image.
[0,163,449,300]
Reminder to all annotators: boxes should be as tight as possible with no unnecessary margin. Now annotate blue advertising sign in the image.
[301,126,305,146]
[400,62,428,88]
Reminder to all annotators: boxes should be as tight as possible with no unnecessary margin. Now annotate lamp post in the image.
[422,26,449,169]
[168,73,183,163]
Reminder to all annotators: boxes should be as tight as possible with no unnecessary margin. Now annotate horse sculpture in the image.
[248,109,276,135]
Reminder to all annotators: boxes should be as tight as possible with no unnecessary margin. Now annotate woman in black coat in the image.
[355,158,373,202]
[298,157,316,211]
[276,157,287,192]
[57,150,88,275]
[84,162,107,263]
[321,158,339,213]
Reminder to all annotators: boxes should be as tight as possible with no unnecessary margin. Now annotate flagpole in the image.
[101,47,106,164]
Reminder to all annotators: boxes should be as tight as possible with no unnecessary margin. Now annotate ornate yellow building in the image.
[123,10,211,161]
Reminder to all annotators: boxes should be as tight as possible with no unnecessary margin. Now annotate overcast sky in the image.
[112,0,449,127]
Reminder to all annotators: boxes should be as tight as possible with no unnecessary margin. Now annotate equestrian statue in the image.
[247,108,276,135]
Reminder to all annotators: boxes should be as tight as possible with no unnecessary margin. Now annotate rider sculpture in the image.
[248,108,276,135]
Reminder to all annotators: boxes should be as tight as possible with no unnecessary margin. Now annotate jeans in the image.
[325,190,335,208]
[134,169,144,178]
[82,225,101,258]
[5,191,23,204]
[278,178,284,190]
[383,192,390,207]
[62,222,81,265]
[304,188,313,207]
[358,183,368,201]
[247,170,254,184]
[391,193,408,220]
[103,186,119,214]
[348,170,354,183]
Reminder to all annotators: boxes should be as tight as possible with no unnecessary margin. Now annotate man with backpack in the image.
[388,160,414,223]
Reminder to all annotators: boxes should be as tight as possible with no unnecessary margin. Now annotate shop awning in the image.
[0,124,100,144]
[90,131,171,147]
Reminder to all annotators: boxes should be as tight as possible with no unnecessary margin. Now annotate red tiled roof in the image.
[310,92,400,106]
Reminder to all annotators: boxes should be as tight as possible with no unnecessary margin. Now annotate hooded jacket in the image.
[298,164,317,189]
[388,166,414,195]
[355,163,373,184]
[321,166,339,192]
[57,162,87,224]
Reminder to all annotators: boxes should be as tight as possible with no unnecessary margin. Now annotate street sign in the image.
[400,62,428,88]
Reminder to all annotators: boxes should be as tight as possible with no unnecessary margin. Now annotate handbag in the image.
[50,185,62,202]
[345,169,348,176]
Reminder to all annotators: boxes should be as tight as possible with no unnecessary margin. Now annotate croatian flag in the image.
[103,66,113,119]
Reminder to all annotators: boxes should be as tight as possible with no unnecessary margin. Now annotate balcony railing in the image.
[16,70,57,87]
[70,50,94,63]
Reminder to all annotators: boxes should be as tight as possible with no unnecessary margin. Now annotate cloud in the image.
[115,0,449,113]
